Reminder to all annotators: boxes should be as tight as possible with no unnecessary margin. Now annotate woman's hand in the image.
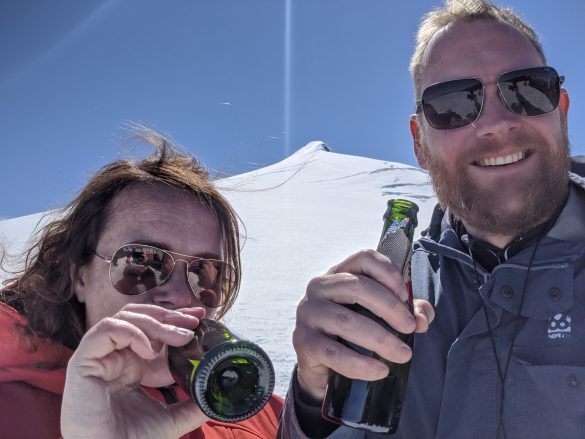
[61,304,208,439]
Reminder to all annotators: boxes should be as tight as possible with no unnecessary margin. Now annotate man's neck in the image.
[453,215,559,272]
[461,225,517,250]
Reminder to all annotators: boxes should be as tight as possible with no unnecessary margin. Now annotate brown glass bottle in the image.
[321,199,419,434]
[168,319,275,423]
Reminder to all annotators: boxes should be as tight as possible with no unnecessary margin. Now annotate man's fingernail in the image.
[400,344,412,357]
[404,312,416,332]
[399,285,409,301]
[373,363,389,377]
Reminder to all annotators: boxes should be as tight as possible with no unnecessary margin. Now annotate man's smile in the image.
[472,150,532,167]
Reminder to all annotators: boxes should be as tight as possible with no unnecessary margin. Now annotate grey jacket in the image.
[279,176,585,439]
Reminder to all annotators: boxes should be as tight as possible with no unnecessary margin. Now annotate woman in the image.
[0,128,283,438]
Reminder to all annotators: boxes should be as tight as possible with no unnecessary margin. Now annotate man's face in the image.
[411,19,570,244]
[74,183,222,385]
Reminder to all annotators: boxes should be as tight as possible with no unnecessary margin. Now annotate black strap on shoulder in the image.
[571,156,585,177]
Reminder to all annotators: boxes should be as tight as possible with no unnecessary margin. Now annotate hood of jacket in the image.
[0,302,71,395]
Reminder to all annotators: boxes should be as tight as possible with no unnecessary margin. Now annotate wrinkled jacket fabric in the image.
[0,302,283,438]
[279,175,585,439]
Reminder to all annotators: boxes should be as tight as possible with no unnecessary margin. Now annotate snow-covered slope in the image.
[0,143,436,395]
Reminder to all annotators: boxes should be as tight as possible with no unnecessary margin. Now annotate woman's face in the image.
[74,183,224,386]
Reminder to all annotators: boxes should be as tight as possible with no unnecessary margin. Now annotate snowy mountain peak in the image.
[290,140,332,156]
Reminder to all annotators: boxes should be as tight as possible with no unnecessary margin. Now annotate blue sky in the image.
[1,0,584,219]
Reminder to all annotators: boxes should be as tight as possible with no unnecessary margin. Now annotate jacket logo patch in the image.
[547,312,571,339]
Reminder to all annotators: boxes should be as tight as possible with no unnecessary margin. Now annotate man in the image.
[0,128,283,438]
[279,1,584,438]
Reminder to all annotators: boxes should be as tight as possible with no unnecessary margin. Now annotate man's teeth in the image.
[478,151,525,167]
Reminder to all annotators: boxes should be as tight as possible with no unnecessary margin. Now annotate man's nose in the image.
[473,82,522,137]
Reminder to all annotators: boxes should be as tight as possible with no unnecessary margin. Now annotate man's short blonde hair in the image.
[410,0,545,98]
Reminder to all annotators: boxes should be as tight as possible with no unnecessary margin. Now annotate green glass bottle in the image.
[322,199,419,434]
[168,319,275,422]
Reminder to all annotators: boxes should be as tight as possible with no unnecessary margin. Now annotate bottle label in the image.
[386,218,409,236]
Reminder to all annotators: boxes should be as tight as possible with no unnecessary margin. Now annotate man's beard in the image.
[420,124,571,239]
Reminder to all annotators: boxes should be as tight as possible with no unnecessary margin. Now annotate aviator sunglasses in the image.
[93,244,232,308]
[416,66,564,130]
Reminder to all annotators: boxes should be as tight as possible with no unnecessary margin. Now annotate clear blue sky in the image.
[1,0,584,219]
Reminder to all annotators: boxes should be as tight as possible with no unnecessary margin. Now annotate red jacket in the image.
[0,303,283,438]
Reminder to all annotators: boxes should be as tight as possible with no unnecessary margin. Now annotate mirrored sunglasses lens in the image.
[499,67,560,116]
[422,78,483,129]
[187,259,223,308]
[110,245,168,295]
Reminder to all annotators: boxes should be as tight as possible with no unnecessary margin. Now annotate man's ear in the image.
[70,264,88,303]
[559,88,570,119]
[410,115,428,170]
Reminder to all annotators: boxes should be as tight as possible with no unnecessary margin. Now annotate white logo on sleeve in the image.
[547,313,571,339]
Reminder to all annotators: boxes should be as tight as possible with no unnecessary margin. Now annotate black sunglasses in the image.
[93,244,233,308]
[416,66,564,130]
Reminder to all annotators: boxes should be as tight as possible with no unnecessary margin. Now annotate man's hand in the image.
[61,304,208,439]
[292,249,435,401]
